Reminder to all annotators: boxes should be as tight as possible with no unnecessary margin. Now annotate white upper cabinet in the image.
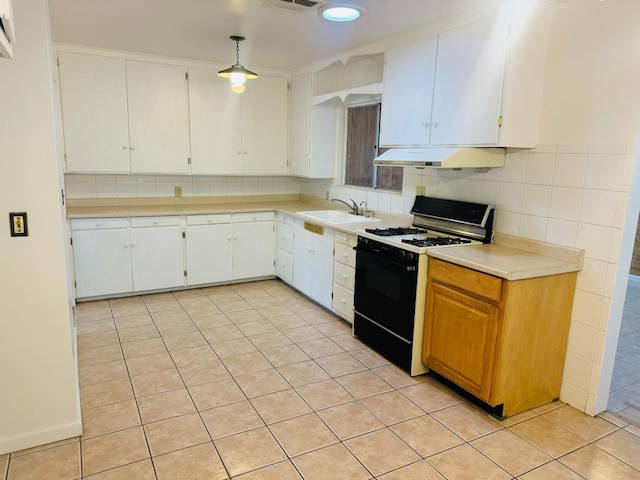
[126,61,190,174]
[188,68,242,175]
[430,18,508,146]
[58,53,131,173]
[380,6,549,148]
[189,68,288,175]
[379,36,437,147]
[58,52,190,174]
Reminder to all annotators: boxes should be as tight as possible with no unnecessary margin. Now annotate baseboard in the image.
[0,420,82,456]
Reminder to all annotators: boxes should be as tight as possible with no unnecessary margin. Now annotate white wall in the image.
[302,0,640,415]
[0,0,81,454]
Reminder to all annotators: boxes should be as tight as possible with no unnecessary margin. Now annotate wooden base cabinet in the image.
[423,258,577,418]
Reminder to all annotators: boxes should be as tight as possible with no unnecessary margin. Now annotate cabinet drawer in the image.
[332,283,354,322]
[71,217,128,230]
[429,258,502,302]
[333,262,355,291]
[277,222,294,253]
[233,212,274,223]
[130,216,181,228]
[277,212,294,225]
[334,242,356,268]
[276,250,293,284]
[335,233,357,248]
[186,214,231,226]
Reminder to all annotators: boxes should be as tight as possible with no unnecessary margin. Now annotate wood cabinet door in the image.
[379,35,437,147]
[126,61,190,174]
[188,67,242,175]
[430,18,508,146]
[241,75,289,175]
[423,281,500,401]
[58,52,130,173]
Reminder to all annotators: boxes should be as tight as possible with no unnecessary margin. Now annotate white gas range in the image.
[352,196,494,376]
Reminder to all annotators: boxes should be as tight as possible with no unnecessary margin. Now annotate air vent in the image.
[264,0,325,13]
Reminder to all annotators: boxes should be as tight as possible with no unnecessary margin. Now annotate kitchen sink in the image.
[297,210,381,224]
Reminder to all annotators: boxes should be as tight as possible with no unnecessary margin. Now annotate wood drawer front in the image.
[71,217,128,230]
[335,233,357,248]
[186,214,231,226]
[277,222,294,253]
[233,212,274,223]
[333,262,355,291]
[334,242,356,268]
[429,258,502,302]
[130,216,181,228]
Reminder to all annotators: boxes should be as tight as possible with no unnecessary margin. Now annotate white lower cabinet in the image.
[185,215,233,286]
[232,213,275,280]
[276,213,295,284]
[71,216,184,298]
[293,220,334,309]
[332,233,357,323]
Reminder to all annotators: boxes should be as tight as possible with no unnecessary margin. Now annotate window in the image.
[344,103,403,191]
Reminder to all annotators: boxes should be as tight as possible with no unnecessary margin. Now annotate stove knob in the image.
[399,250,406,259]
[406,252,415,262]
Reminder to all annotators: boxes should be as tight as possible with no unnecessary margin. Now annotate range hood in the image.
[374,147,505,168]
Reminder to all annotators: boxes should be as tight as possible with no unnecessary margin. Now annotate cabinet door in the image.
[188,68,243,175]
[309,235,334,310]
[423,281,499,401]
[72,228,132,298]
[293,227,312,296]
[289,73,311,177]
[185,224,233,286]
[430,18,508,146]
[241,75,289,175]
[126,61,190,174]
[379,36,437,147]
[58,53,130,173]
[232,221,275,280]
[130,226,185,292]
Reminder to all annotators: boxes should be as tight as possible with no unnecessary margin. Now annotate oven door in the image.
[354,244,418,340]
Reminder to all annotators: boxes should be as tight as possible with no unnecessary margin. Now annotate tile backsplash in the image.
[64,174,302,198]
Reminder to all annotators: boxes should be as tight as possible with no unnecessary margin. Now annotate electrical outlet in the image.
[415,185,426,196]
[9,212,28,237]
[325,191,330,200]
[174,186,183,198]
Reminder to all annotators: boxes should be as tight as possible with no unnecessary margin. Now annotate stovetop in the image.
[358,226,479,254]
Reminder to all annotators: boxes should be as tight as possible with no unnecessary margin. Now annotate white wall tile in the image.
[545,218,578,247]
[525,152,556,185]
[227,178,243,195]
[572,289,602,328]
[562,351,592,390]
[614,192,628,228]
[497,182,524,213]
[593,332,606,365]
[116,177,136,197]
[589,145,627,155]
[210,178,228,196]
[390,195,405,214]
[566,322,597,360]
[553,153,587,187]
[436,177,457,199]
[422,175,439,194]
[155,179,174,197]
[549,187,582,221]
[500,150,528,183]
[242,178,258,195]
[495,210,520,235]
[74,181,97,198]
[365,190,379,210]
[377,192,392,212]
[475,166,502,182]
[620,155,635,192]
[174,176,193,197]
[575,223,613,262]
[456,179,477,203]
[604,263,617,298]
[576,258,608,295]
[402,172,421,197]
[579,189,618,226]
[584,154,624,191]
[522,185,551,216]
[609,228,623,263]
[518,215,547,241]
[192,177,211,196]
[257,177,274,194]
[475,180,500,206]
[557,145,589,154]
[529,145,557,154]
[559,381,587,412]
[96,180,117,198]
[598,297,611,331]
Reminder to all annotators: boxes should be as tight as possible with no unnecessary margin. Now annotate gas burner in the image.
[401,237,473,247]
[365,227,426,237]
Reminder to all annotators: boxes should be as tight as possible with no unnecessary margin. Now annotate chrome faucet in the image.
[331,198,359,215]
[360,201,372,218]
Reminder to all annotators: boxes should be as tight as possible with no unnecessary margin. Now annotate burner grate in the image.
[401,237,473,247]
[365,227,426,237]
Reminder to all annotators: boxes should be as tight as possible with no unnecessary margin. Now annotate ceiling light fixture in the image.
[318,2,365,22]
[217,35,258,94]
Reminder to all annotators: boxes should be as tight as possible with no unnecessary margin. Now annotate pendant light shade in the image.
[218,35,257,93]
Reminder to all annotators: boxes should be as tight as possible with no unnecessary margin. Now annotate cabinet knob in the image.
[343,252,348,257]
[153,220,159,225]
[432,122,439,129]
[96,221,103,227]
[227,236,232,241]
[131,242,137,247]
[237,150,242,155]
[281,236,286,240]
[122,145,127,150]
[423,122,430,129]
[342,274,347,279]
[124,242,130,247]
[233,236,238,241]
[341,299,346,304]
[130,146,136,151]
[207,218,212,223]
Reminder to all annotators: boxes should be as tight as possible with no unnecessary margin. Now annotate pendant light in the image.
[217,35,258,93]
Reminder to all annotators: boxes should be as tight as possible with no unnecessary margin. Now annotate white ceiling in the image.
[47,0,499,71]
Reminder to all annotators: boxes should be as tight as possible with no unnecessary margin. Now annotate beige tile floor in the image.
[3,279,640,479]
[608,274,640,426]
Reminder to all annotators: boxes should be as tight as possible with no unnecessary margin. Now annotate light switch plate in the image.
[415,185,426,196]
[9,212,28,237]
[174,186,183,197]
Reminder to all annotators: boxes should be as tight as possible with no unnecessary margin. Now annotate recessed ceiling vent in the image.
[264,0,326,13]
